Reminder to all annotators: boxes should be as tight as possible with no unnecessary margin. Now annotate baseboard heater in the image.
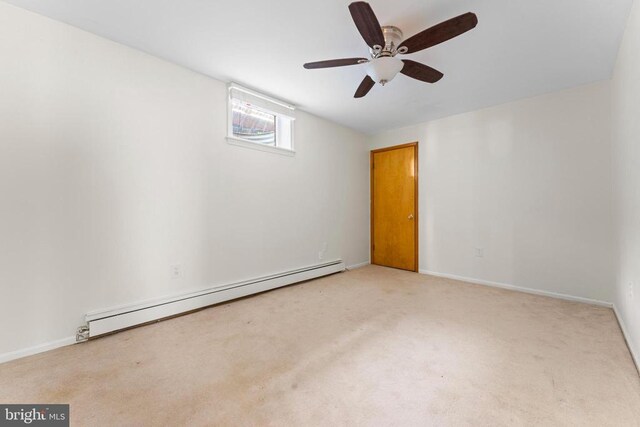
[83,260,345,339]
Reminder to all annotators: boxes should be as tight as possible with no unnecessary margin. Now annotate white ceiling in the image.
[3,0,633,134]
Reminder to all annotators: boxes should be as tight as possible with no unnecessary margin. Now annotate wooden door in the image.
[371,143,418,272]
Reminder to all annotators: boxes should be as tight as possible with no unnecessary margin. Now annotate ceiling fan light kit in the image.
[366,56,404,85]
[303,1,478,98]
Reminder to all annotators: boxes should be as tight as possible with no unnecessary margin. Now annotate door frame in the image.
[370,142,419,272]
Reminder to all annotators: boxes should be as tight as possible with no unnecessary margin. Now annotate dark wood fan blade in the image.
[399,12,478,54]
[348,2,385,48]
[400,60,444,83]
[354,75,375,98]
[303,58,368,69]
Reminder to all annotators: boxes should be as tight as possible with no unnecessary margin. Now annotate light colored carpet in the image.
[1,265,639,426]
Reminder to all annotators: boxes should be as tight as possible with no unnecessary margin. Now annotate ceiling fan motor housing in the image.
[371,26,405,57]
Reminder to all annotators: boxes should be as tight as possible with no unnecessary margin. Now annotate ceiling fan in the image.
[303,1,478,98]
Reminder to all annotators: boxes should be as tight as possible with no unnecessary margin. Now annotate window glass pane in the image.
[231,98,276,146]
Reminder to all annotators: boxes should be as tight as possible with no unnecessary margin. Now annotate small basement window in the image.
[227,83,295,154]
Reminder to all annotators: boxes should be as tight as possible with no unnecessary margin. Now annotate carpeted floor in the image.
[1,265,639,426]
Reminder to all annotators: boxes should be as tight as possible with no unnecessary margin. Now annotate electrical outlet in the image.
[628,282,634,300]
[474,248,484,258]
[171,264,183,280]
[318,242,328,260]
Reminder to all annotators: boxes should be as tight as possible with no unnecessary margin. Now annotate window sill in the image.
[225,136,295,157]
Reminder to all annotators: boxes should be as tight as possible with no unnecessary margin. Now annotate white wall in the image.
[611,0,640,366]
[0,2,369,357]
[371,82,614,303]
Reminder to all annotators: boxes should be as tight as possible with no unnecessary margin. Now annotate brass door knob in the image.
[408,214,414,220]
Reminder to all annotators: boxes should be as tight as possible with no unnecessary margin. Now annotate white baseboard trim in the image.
[419,270,613,308]
[613,305,639,375]
[420,269,638,377]
[346,261,370,270]
[0,336,76,365]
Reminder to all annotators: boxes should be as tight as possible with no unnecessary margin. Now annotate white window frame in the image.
[226,83,296,156]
